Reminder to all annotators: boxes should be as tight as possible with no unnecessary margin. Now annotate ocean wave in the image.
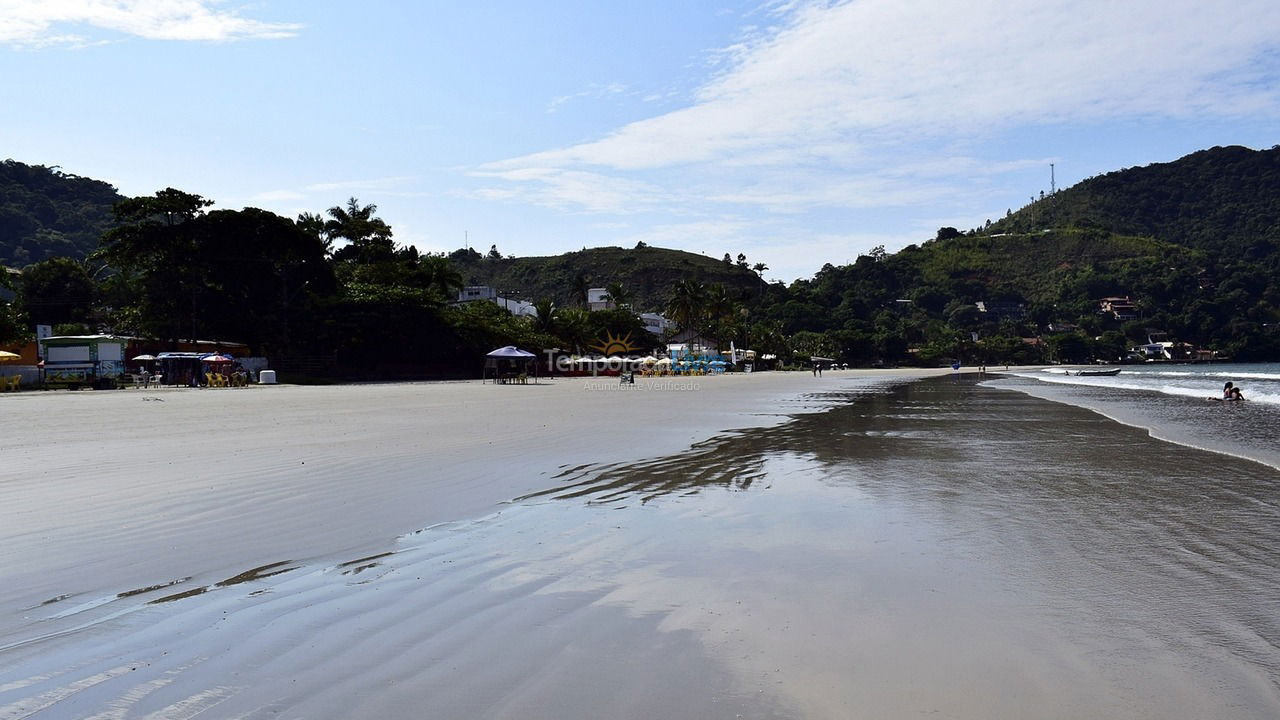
[1134,370,1280,381]
[1018,372,1280,405]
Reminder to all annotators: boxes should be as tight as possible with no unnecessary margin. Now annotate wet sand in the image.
[3,372,1279,718]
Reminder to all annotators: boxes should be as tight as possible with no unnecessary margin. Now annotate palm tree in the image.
[325,197,394,263]
[667,279,706,333]
[603,282,633,309]
[531,298,559,335]
[558,307,592,353]
[419,254,464,299]
[751,262,770,298]
[296,211,331,254]
[570,273,591,307]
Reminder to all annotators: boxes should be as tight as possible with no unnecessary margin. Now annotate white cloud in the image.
[479,0,1280,215]
[0,0,300,47]
[470,167,670,214]
[546,83,628,114]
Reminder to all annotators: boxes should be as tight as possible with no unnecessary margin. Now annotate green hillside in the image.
[0,159,125,267]
[448,244,766,312]
[762,145,1280,363]
[990,145,1280,254]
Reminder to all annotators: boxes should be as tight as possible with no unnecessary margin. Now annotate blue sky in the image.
[2,1,1278,283]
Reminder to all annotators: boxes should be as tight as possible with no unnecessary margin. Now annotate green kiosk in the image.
[39,335,129,390]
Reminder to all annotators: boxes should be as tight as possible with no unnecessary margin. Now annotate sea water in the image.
[990,363,1280,471]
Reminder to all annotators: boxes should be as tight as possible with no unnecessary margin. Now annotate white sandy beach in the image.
[0,369,950,718]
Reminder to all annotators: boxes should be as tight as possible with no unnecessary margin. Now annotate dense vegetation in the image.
[449,244,765,314]
[3,144,1279,373]
[0,160,123,267]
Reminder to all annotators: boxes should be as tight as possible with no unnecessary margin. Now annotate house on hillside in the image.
[587,288,614,312]
[1099,296,1138,321]
[456,286,536,317]
[975,300,1026,319]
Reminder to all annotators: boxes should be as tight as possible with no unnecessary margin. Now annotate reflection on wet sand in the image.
[3,378,1279,718]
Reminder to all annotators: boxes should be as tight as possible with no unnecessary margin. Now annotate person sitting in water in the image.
[1223,381,1245,401]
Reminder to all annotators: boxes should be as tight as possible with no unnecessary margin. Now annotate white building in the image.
[456,286,536,317]
[639,312,672,337]
[587,287,614,312]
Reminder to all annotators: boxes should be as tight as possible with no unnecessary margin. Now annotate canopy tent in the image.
[483,346,539,384]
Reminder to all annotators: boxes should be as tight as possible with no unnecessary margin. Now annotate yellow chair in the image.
[7,375,18,392]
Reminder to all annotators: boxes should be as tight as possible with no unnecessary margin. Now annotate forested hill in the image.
[762,144,1280,364]
[447,244,767,312]
[990,145,1280,254]
[0,159,125,267]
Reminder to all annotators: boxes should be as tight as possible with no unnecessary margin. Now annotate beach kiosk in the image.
[484,346,538,384]
[39,335,129,390]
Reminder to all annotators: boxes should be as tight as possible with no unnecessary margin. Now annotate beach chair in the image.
[8,375,19,391]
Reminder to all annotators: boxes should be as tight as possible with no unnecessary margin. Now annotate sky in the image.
[2,0,1278,283]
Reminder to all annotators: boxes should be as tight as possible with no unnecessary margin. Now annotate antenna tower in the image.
[1050,163,1056,194]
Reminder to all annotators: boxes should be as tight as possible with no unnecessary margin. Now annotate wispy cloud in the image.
[546,82,628,114]
[478,0,1280,216]
[0,0,301,48]
[469,167,670,214]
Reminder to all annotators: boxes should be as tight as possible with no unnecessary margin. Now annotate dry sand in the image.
[0,369,949,719]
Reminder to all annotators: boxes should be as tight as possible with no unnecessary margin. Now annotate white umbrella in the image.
[131,354,157,361]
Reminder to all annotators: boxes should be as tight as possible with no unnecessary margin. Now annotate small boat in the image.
[1072,367,1121,376]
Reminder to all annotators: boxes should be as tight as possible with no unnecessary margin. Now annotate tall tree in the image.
[325,197,394,264]
[571,273,590,307]
[16,257,96,327]
[603,282,633,309]
[667,279,706,333]
[531,298,559,335]
[95,189,213,341]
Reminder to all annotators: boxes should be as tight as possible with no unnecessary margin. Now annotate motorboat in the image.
[1071,367,1121,376]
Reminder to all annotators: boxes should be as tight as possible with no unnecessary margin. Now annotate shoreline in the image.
[985,369,1280,473]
